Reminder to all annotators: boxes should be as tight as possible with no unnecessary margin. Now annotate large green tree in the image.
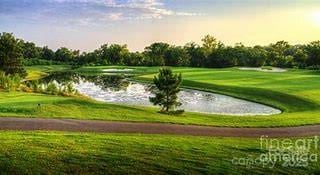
[150,68,182,113]
[144,42,170,66]
[41,46,55,60]
[201,35,223,57]
[97,44,129,65]
[184,42,206,67]
[0,32,26,77]
[55,47,75,62]
[164,46,190,66]
[21,41,41,59]
[107,44,129,65]
[305,41,320,66]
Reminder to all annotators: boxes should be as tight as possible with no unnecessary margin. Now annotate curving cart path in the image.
[0,117,320,137]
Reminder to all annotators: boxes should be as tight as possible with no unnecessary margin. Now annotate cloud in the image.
[0,0,201,25]
[109,0,200,19]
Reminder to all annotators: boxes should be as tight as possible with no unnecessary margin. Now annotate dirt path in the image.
[0,117,319,137]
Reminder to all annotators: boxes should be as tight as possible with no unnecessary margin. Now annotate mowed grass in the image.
[73,66,320,127]
[0,91,283,127]
[0,131,319,174]
[25,65,70,80]
[0,65,319,127]
[1,67,320,174]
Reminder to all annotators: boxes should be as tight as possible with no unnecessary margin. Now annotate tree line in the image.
[1,32,320,75]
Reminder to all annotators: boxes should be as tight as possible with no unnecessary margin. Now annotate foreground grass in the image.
[0,131,319,174]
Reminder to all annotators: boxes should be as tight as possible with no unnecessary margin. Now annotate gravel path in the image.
[0,117,319,137]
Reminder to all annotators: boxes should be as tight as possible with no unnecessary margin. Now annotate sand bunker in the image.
[102,69,134,72]
[238,67,287,72]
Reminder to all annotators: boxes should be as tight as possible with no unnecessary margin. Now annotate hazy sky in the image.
[1,0,320,51]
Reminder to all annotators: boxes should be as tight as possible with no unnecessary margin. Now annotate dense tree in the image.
[265,41,294,67]
[107,44,129,65]
[234,44,267,67]
[144,42,170,66]
[97,44,109,65]
[20,41,41,59]
[55,47,75,62]
[41,46,55,60]
[206,47,236,68]
[305,41,320,67]
[0,32,26,77]
[184,42,206,67]
[123,52,144,66]
[150,68,182,113]
[292,47,308,68]
[3,33,320,69]
[164,46,190,66]
[97,44,129,65]
[201,35,223,57]
[77,51,99,65]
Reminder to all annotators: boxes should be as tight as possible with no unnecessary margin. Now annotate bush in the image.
[0,72,22,91]
[45,81,59,95]
[24,80,43,93]
[24,80,78,96]
[306,65,320,70]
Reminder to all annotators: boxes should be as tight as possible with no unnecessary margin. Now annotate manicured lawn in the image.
[25,65,71,80]
[1,66,320,127]
[1,66,320,174]
[0,131,318,174]
[73,66,320,127]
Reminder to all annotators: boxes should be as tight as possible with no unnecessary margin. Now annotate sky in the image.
[1,0,320,51]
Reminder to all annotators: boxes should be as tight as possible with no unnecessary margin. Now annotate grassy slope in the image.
[0,131,319,175]
[0,65,319,127]
[25,65,70,80]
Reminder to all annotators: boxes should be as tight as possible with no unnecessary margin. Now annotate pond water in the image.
[37,72,281,116]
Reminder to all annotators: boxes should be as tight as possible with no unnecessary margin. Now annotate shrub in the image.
[45,81,59,95]
[24,80,43,93]
[307,65,320,70]
[0,72,21,91]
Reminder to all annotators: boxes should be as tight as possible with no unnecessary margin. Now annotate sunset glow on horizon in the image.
[1,0,320,51]
[311,11,320,27]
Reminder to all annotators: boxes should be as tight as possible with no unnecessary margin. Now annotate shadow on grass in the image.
[53,98,150,113]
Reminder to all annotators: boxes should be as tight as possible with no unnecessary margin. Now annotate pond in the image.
[37,72,281,116]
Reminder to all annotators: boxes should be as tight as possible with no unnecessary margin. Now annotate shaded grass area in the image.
[0,131,319,175]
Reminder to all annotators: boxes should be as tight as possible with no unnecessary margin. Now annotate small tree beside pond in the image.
[149,68,183,114]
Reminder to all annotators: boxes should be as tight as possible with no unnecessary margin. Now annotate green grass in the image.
[25,65,71,80]
[0,65,319,127]
[77,66,320,127]
[2,66,320,174]
[0,131,319,174]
